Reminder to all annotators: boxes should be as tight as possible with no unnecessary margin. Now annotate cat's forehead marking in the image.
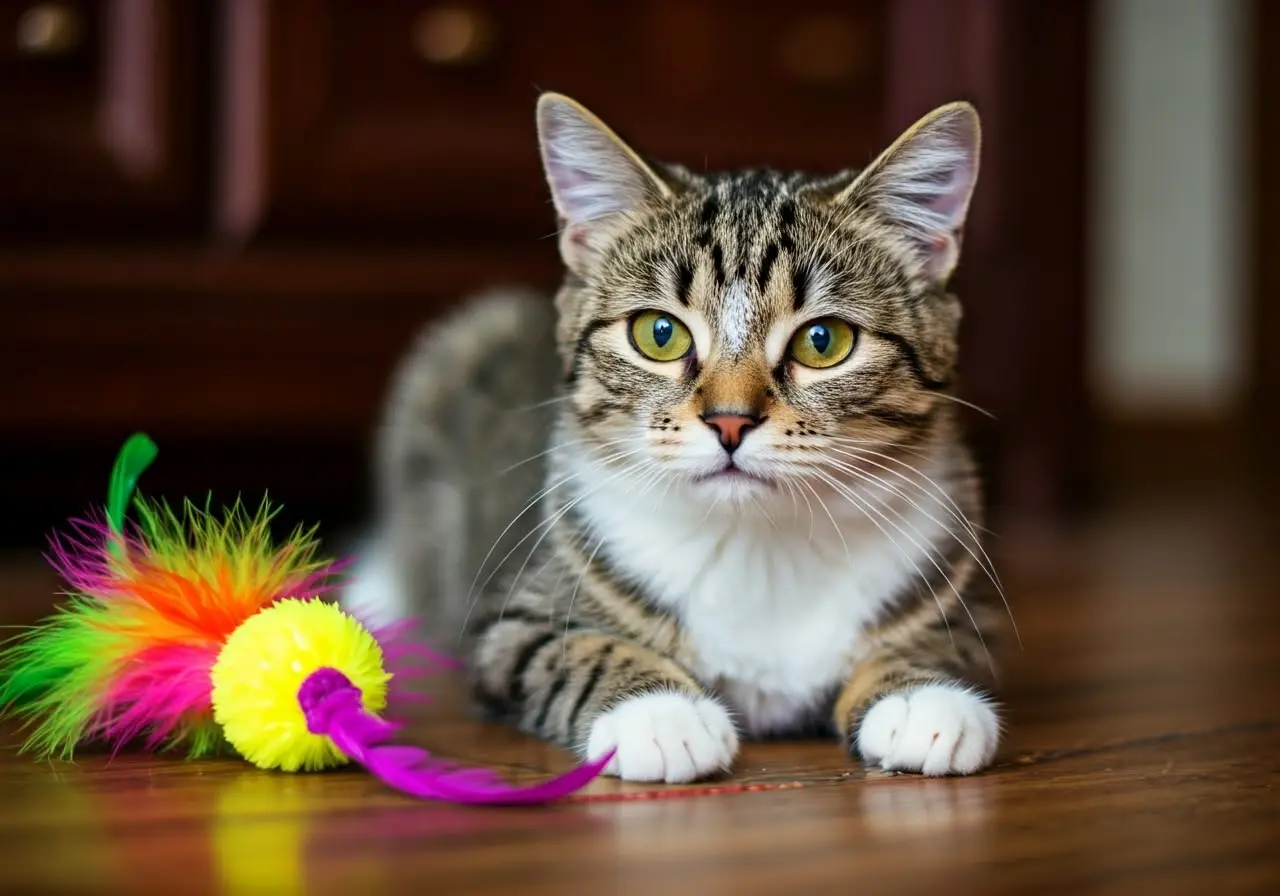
[685,172,802,359]
[721,280,753,355]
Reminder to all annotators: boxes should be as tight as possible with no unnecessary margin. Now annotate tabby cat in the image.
[346,92,1009,782]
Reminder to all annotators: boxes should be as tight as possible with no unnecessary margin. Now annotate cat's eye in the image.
[789,318,857,369]
[630,311,693,362]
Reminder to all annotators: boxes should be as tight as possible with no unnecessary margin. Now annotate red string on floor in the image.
[564,781,808,803]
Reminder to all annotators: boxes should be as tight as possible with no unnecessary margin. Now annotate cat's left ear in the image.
[834,102,981,284]
[536,93,675,275]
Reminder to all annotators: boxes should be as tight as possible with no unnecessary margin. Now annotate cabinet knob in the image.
[16,2,85,58]
[412,6,496,67]
[777,15,872,86]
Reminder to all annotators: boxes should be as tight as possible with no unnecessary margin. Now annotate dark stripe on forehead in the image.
[700,194,720,227]
[697,195,719,248]
[674,261,694,306]
[758,242,779,293]
[778,197,798,253]
[711,243,726,287]
[737,168,777,199]
[792,261,809,310]
[779,198,797,229]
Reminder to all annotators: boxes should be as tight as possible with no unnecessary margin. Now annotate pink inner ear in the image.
[924,161,975,224]
[547,157,592,194]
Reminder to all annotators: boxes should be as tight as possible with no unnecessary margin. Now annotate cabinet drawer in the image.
[217,0,886,244]
[0,0,206,239]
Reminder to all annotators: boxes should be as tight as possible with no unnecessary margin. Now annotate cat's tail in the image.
[342,287,562,645]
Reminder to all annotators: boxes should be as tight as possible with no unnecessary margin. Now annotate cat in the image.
[345,92,1009,782]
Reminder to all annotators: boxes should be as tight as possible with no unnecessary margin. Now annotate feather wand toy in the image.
[0,433,611,804]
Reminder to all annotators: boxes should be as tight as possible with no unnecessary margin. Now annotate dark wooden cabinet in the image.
[0,0,207,239]
[216,0,888,243]
[1,0,1092,542]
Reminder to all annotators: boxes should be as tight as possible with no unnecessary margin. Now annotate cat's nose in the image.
[701,413,762,453]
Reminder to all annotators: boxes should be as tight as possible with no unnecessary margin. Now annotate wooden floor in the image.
[2,478,1278,894]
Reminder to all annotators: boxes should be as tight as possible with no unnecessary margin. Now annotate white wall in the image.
[1091,0,1248,417]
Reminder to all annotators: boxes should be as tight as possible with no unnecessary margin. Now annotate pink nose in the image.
[701,413,760,453]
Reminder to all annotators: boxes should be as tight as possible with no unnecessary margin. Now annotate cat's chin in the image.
[689,466,777,504]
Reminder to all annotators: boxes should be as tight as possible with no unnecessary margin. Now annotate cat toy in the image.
[0,433,610,804]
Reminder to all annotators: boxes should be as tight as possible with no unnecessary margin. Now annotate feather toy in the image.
[0,433,611,804]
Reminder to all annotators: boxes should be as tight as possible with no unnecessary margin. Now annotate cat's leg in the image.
[471,616,739,783]
[833,622,1001,777]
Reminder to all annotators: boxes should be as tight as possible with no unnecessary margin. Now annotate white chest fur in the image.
[573,461,951,737]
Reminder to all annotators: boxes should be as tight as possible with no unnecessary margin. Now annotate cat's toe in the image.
[585,691,739,783]
[855,684,999,776]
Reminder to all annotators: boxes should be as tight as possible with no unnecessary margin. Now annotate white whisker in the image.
[488,458,650,637]
[562,532,607,660]
[508,394,574,413]
[809,467,992,674]
[490,435,631,480]
[797,477,850,562]
[808,467,958,650]
[457,445,642,639]
[750,494,779,532]
[825,434,934,464]
[821,442,1014,641]
[932,392,997,419]
[825,442,997,560]
[817,452,1009,625]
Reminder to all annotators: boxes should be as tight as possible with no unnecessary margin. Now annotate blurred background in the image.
[0,0,1274,552]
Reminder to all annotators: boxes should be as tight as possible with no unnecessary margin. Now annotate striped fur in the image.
[352,94,1009,781]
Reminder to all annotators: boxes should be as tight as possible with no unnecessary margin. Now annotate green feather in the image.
[107,432,158,542]
[0,599,116,758]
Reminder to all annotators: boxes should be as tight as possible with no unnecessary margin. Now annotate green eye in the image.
[789,317,857,369]
[630,311,693,362]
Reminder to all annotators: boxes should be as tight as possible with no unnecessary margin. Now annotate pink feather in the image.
[298,667,612,805]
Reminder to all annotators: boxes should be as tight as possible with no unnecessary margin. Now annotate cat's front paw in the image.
[585,691,739,783]
[855,683,999,776]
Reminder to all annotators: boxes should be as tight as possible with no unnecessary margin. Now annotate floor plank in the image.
[1,483,1278,894]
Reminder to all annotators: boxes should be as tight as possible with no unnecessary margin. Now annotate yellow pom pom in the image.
[210,598,390,772]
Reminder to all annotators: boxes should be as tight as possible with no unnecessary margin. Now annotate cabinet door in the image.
[0,0,206,239]
[216,0,886,245]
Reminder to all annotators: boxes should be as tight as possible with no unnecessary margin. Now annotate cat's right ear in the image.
[536,93,673,274]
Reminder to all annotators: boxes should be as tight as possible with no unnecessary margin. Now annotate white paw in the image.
[585,692,740,783]
[856,684,1000,776]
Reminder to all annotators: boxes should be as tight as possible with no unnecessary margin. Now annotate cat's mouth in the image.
[694,462,774,488]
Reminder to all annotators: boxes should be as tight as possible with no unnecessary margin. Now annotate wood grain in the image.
[1,477,1278,894]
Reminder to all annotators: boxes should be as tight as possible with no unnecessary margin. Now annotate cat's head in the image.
[536,93,979,505]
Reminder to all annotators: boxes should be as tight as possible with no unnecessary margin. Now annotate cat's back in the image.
[371,287,561,639]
